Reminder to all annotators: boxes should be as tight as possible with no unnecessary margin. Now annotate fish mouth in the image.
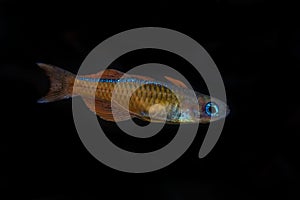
[225,105,230,116]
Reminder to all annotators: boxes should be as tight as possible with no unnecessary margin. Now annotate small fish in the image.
[37,63,229,124]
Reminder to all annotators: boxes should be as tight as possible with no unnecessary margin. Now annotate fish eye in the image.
[205,102,219,117]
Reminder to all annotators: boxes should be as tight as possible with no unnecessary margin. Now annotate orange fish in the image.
[37,63,229,123]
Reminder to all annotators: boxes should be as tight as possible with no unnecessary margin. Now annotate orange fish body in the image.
[37,63,229,123]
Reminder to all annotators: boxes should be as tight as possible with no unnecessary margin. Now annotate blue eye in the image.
[205,102,219,117]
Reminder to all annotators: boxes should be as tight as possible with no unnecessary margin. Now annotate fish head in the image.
[193,95,230,123]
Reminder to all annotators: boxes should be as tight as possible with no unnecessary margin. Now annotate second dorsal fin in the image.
[83,69,125,79]
[82,69,155,81]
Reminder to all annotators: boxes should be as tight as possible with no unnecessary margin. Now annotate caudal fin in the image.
[37,63,75,103]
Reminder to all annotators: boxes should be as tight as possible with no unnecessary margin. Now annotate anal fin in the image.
[82,98,132,122]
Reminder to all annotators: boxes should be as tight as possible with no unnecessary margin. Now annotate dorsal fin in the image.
[83,69,125,79]
[126,74,155,81]
[164,76,188,88]
[82,69,155,81]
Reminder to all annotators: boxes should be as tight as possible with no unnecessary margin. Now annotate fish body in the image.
[37,63,229,124]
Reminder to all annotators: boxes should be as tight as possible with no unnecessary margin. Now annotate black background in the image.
[1,0,299,199]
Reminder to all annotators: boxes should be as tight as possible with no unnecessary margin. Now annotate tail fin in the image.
[37,63,75,103]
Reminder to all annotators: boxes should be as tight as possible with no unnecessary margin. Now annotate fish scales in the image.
[74,77,182,115]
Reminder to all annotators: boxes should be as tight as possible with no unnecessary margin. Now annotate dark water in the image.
[1,1,299,199]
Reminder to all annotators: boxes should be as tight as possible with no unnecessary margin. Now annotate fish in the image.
[37,63,229,124]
